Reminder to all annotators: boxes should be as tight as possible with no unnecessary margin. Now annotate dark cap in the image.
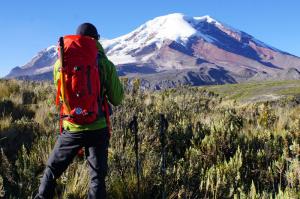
[76,23,99,40]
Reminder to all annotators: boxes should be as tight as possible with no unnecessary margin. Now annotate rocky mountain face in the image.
[6,13,300,89]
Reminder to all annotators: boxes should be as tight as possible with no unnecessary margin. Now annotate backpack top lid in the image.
[58,35,98,62]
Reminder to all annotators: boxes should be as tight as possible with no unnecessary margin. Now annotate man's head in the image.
[76,23,99,40]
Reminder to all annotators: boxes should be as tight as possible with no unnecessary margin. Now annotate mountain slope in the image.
[5,13,300,89]
[6,46,57,79]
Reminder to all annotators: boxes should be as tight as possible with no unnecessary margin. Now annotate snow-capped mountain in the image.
[6,13,300,89]
[6,45,57,79]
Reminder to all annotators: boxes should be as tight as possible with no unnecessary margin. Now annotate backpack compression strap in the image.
[58,37,71,114]
[56,37,71,134]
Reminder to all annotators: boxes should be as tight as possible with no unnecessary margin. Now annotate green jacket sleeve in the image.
[97,42,124,106]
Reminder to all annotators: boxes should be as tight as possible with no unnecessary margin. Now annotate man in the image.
[35,23,124,199]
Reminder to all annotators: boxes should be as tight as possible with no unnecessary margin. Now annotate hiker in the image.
[35,23,124,199]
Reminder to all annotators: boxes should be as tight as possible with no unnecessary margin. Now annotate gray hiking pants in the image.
[35,128,109,199]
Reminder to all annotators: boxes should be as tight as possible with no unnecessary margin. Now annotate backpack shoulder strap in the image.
[97,53,107,97]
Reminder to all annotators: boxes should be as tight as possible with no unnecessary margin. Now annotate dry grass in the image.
[0,83,10,99]
[0,79,20,99]
[0,175,5,198]
[0,116,12,132]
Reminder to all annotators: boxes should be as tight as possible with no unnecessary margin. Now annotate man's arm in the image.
[97,42,124,106]
[103,59,124,106]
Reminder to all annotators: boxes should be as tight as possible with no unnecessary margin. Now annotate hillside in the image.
[205,80,300,103]
[0,79,300,198]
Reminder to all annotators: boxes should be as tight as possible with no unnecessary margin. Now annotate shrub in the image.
[22,90,37,105]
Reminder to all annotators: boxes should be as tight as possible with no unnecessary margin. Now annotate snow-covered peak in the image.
[100,13,283,66]
[142,13,197,43]
[193,15,220,24]
[21,45,58,69]
[101,13,223,64]
[102,13,220,48]
[46,45,56,51]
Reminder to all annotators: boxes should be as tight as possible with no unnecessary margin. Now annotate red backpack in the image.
[56,35,102,126]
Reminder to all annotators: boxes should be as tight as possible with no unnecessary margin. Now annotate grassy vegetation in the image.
[0,79,300,198]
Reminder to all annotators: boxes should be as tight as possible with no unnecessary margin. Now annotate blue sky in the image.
[0,0,300,77]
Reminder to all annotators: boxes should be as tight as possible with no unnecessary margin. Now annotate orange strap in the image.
[60,70,71,114]
[56,79,61,107]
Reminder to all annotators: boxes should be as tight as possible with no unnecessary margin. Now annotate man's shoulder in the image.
[96,41,105,54]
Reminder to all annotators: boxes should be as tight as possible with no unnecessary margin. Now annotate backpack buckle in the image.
[75,107,83,115]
